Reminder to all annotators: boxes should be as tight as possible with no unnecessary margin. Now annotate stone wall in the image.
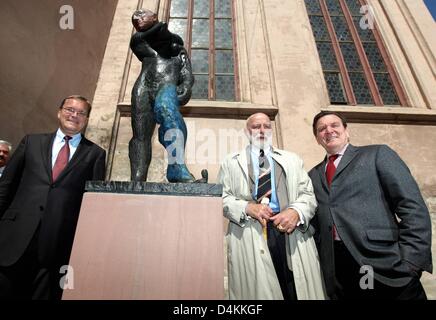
[0,0,118,147]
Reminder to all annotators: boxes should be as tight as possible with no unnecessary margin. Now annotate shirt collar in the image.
[327,143,349,158]
[56,128,82,143]
[250,144,272,157]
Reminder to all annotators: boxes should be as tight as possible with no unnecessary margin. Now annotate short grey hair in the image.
[0,140,12,152]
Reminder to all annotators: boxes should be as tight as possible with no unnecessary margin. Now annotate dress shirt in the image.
[324,143,349,172]
[248,145,304,226]
[250,145,280,213]
[51,129,82,168]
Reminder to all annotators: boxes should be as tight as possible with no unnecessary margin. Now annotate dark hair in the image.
[59,95,92,117]
[312,111,347,136]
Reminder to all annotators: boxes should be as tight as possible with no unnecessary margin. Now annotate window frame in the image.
[307,0,407,106]
[166,0,240,101]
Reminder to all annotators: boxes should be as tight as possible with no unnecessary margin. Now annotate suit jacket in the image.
[0,132,106,268]
[309,144,432,297]
[218,146,325,299]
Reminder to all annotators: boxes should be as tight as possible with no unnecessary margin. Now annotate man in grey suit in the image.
[309,111,432,299]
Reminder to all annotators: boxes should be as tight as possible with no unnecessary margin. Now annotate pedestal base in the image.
[62,181,223,300]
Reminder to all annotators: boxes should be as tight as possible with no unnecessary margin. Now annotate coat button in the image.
[260,249,265,254]
[39,206,44,211]
[328,226,332,231]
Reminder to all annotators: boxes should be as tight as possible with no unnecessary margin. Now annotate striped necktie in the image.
[256,149,272,203]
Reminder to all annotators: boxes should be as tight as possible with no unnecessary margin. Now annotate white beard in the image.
[250,131,272,149]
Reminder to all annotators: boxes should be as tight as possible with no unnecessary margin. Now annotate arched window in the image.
[167,0,238,101]
[305,0,407,106]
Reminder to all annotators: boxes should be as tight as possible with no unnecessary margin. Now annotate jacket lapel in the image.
[334,144,359,180]
[245,146,255,186]
[54,135,91,182]
[315,145,359,190]
[41,132,56,181]
[236,146,255,196]
[271,150,289,211]
[270,148,285,187]
[317,156,329,191]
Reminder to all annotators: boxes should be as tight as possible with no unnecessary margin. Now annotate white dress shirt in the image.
[51,129,82,167]
[324,143,349,172]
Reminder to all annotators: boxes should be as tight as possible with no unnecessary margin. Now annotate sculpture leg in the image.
[154,83,195,183]
[129,86,155,181]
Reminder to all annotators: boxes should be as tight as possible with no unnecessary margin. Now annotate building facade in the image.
[85,0,436,297]
[1,0,434,298]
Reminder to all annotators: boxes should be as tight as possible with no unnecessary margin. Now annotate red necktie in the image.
[326,154,339,186]
[326,154,340,240]
[52,136,72,181]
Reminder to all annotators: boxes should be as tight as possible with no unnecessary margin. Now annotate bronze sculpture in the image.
[129,9,196,183]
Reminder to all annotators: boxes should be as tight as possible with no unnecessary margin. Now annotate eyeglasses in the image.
[62,107,88,118]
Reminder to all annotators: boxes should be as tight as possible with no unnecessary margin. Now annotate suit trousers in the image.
[267,221,298,300]
[0,224,63,300]
[334,240,427,300]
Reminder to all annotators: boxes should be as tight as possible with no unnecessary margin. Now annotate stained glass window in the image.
[340,43,363,72]
[168,19,188,44]
[191,49,209,73]
[304,0,404,106]
[216,75,235,100]
[345,0,362,15]
[193,0,209,18]
[374,73,400,105]
[215,0,232,18]
[192,19,210,48]
[325,72,347,103]
[349,72,373,104]
[191,74,209,99]
[168,0,238,101]
[309,15,331,41]
[215,50,234,73]
[170,0,189,16]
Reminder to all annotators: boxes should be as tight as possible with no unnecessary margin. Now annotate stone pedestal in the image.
[62,181,223,300]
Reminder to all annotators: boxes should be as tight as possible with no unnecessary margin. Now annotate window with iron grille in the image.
[167,0,238,101]
[304,0,406,106]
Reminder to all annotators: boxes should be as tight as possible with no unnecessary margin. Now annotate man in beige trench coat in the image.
[218,113,326,300]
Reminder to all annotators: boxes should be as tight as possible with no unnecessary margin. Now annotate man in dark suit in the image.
[0,95,106,299]
[309,111,432,300]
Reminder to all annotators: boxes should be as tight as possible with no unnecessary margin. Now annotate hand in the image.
[245,202,273,228]
[269,208,300,234]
